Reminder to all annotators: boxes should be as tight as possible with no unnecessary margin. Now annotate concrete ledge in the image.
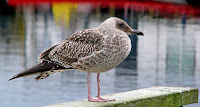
[44,86,198,107]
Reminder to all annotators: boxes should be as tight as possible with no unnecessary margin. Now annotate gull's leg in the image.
[87,73,103,102]
[87,73,92,100]
[96,73,115,102]
[87,73,114,102]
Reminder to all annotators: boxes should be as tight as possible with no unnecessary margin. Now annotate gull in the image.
[8,17,144,102]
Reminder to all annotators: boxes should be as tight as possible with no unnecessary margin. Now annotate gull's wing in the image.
[38,29,104,68]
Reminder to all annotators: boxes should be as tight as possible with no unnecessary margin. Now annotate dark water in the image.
[0,3,200,107]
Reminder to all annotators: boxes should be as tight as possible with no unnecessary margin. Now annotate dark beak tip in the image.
[138,32,144,36]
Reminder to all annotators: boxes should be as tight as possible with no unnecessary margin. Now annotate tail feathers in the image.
[34,69,70,80]
[8,72,39,81]
[8,63,44,81]
[8,61,72,81]
[35,72,49,80]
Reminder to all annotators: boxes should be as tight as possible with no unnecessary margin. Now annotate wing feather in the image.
[38,29,104,68]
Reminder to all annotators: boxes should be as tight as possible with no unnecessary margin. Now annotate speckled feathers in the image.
[38,17,132,73]
[9,17,139,80]
[38,29,104,68]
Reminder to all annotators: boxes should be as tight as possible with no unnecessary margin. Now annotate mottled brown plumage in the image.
[9,17,143,102]
[38,29,104,68]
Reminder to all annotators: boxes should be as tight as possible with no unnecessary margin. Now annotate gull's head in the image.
[100,17,144,36]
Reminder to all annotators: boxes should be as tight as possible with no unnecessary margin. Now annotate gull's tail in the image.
[8,61,72,81]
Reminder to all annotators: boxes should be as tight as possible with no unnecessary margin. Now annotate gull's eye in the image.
[120,24,125,29]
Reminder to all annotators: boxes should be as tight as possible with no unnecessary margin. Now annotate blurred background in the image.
[0,0,200,107]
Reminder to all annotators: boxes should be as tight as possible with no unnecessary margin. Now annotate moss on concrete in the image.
[44,86,198,107]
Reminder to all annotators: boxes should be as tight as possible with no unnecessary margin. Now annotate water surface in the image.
[0,3,200,107]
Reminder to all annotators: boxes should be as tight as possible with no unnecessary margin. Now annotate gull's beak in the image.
[129,29,144,36]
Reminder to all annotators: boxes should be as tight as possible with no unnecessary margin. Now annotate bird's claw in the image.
[88,97,115,102]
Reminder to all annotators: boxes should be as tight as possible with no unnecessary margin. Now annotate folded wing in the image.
[38,29,104,68]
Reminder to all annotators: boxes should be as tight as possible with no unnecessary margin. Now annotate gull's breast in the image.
[78,34,131,73]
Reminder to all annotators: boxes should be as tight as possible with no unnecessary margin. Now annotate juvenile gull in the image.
[9,17,144,102]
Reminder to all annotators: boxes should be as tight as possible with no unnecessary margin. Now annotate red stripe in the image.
[7,0,200,16]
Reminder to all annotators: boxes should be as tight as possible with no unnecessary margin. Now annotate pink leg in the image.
[87,73,115,102]
[96,73,115,102]
[87,73,92,99]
